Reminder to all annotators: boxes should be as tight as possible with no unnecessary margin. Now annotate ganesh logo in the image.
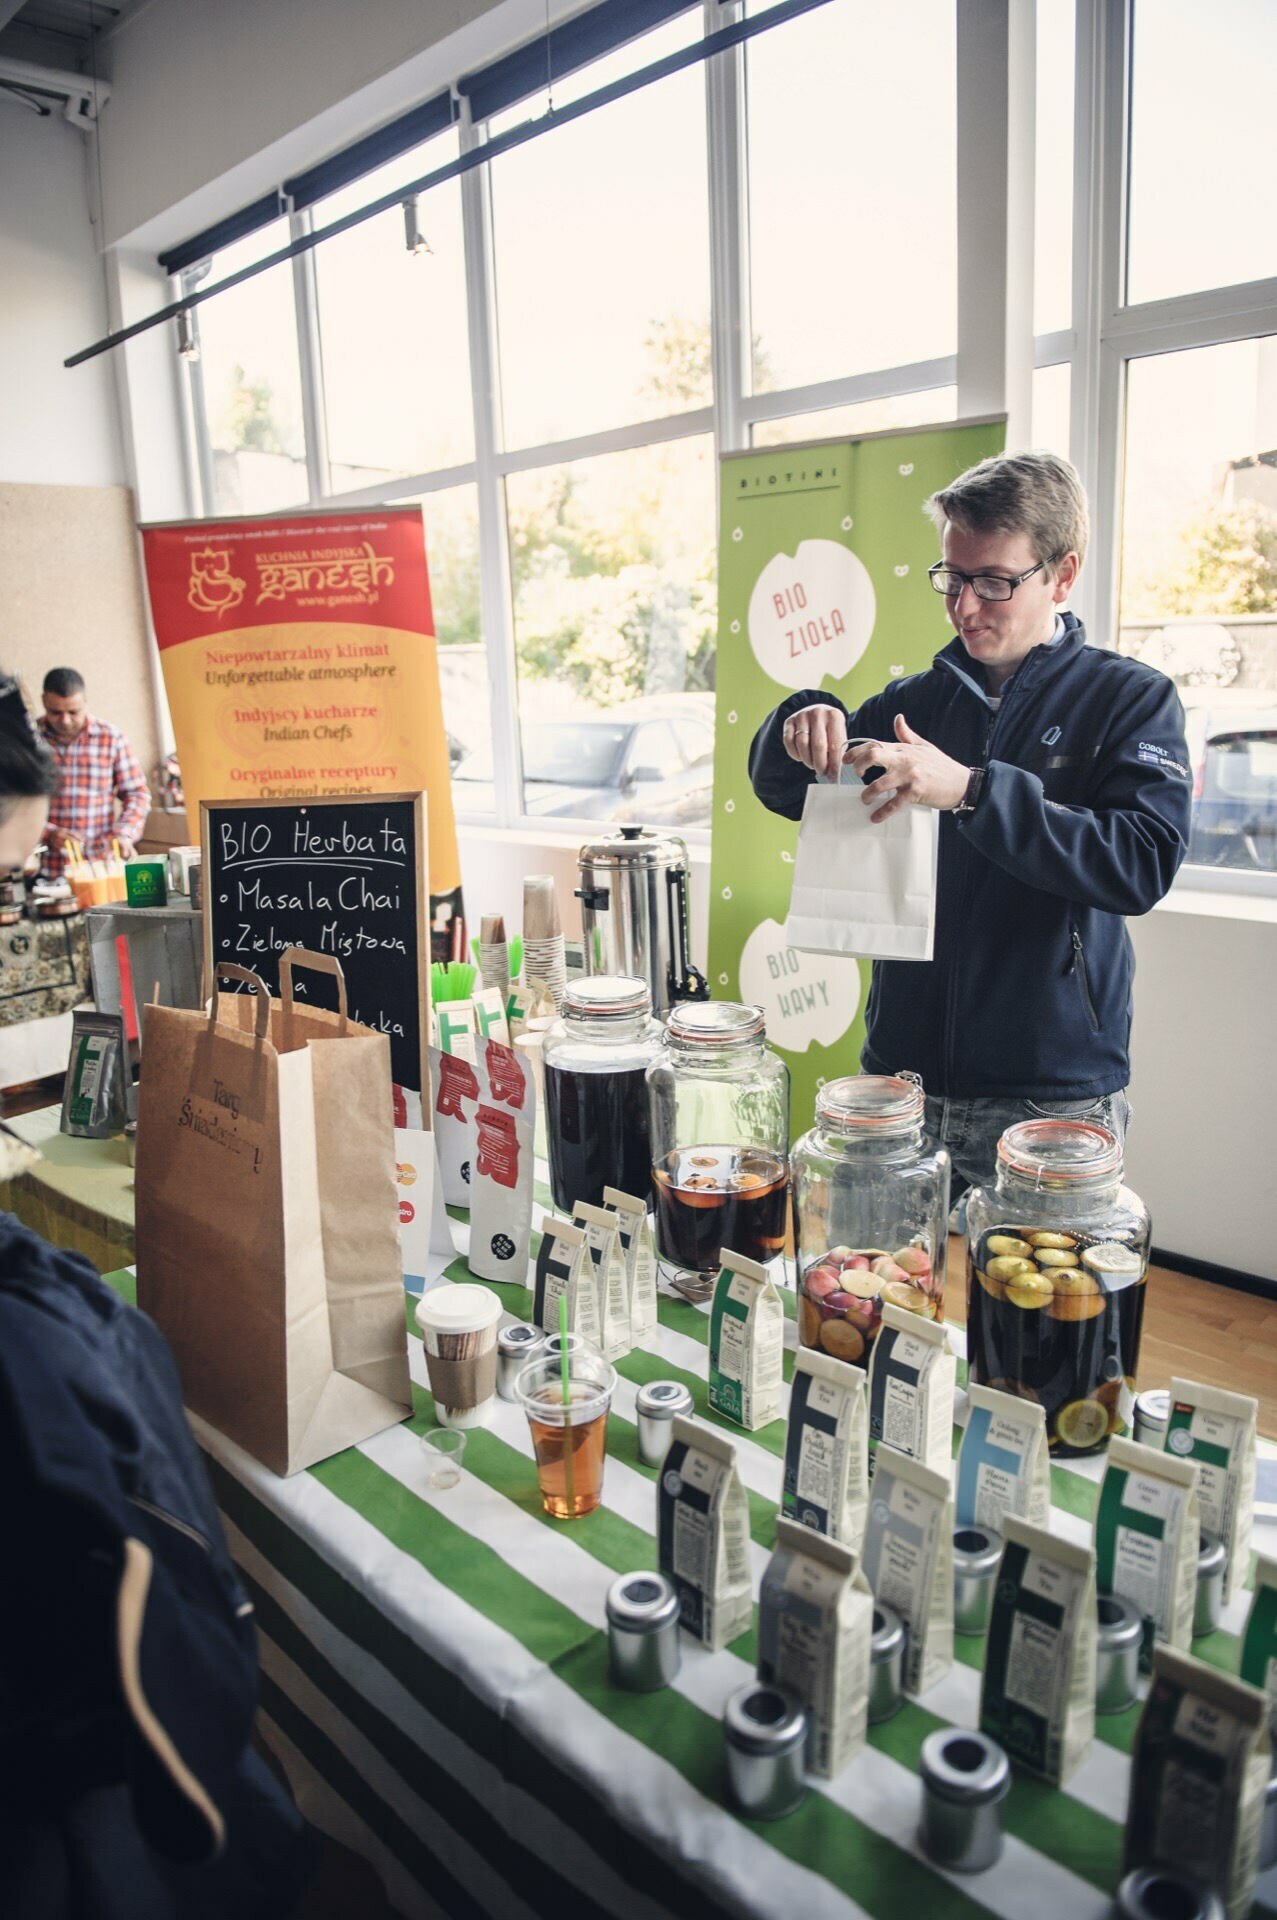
[187,547,246,618]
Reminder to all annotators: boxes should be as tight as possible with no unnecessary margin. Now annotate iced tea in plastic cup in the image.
[515,1348,615,1519]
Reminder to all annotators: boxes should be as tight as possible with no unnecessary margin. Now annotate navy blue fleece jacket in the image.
[748,613,1190,1098]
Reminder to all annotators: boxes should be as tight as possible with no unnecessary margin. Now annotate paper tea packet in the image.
[427,1042,480,1206]
[956,1382,1052,1533]
[1124,1647,1271,1920]
[758,1518,873,1778]
[708,1249,785,1431]
[867,1302,956,1477]
[602,1186,658,1345]
[1240,1555,1277,1751]
[468,1041,535,1286]
[980,1515,1096,1785]
[533,1217,601,1347]
[572,1200,632,1361]
[658,1417,753,1651]
[1095,1434,1200,1666]
[781,1349,869,1547]
[1166,1377,1257,1605]
[861,1447,954,1697]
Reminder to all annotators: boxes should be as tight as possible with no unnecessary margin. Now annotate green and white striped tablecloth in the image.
[105,1198,1277,1920]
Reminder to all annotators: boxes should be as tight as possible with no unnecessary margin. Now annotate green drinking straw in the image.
[558,1293,570,1403]
[558,1292,575,1513]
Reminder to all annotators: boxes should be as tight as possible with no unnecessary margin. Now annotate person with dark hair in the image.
[0,689,58,871]
[38,666,150,878]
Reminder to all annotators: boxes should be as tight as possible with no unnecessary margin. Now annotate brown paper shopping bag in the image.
[136,951,411,1476]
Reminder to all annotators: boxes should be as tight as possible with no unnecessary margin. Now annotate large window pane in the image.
[488,16,711,450]
[486,436,716,828]
[1031,362,1070,458]
[394,485,491,811]
[752,386,957,449]
[1119,338,1277,872]
[746,0,956,393]
[1127,0,1277,306]
[197,222,308,515]
[315,132,473,486]
[1035,0,1074,335]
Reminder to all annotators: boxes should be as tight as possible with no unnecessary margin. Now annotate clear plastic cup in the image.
[422,1428,467,1489]
[515,1349,616,1519]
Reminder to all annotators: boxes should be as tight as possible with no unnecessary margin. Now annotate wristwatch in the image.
[952,766,985,816]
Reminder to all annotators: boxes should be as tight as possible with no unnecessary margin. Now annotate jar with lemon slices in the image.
[966,1119,1149,1457]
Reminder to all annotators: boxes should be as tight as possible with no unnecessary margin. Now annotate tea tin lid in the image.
[636,1380,695,1421]
[605,1572,681,1636]
[1095,1593,1143,1651]
[1197,1531,1227,1577]
[497,1322,545,1357]
[723,1684,807,1758]
[1135,1389,1171,1424]
[952,1527,1004,1578]
[919,1730,1010,1808]
[871,1604,905,1664]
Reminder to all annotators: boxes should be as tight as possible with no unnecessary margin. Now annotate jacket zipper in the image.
[1070,929,1101,1033]
[941,706,997,1088]
[129,1494,213,1554]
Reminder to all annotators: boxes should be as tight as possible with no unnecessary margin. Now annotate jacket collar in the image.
[935,610,1086,709]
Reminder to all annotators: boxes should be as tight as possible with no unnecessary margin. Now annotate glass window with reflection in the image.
[196,220,309,516]
[393,485,492,813]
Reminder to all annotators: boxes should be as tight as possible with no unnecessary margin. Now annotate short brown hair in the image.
[925,451,1089,569]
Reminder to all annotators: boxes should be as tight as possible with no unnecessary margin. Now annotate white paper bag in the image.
[784,749,938,963]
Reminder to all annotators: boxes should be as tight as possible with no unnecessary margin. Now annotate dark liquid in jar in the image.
[966,1225,1147,1457]
[545,1063,652,1215]
[652,1145,788,1273]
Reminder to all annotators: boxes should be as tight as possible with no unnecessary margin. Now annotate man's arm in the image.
[960,671,1191,915]
[749,688,891,822]
[113,734,152,851]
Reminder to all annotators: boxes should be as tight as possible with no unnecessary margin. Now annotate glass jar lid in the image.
[562,975,652,1022]
[665,1000,765,1047]
[997,1118,1123,1186]
[816,1074,924,1136]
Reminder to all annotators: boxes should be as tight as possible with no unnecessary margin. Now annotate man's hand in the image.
[116,838,137,861]
[845,714,971,822]
[44,825,72,851]
[781,703,848,781]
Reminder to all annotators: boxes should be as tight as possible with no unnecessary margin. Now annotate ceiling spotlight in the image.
[402,196,431,256]
[176,309,200,363]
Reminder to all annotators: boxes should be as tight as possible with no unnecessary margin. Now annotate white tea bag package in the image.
[860,1447,954,1697]
[980,1515,1096,1786]
[533,1217,601,1346]
[781,1349,869,1547]
[708,1249,785,1431]
[758,1519,873,1779]
[572,1200,632,1361]
[1166,1377,1257,1605]
[658,1417,753,1651]
[1095,1435,1200,1665]
[956,1382,1051,1533]
[867,1302,955,1476]
[603,1186,658,1344]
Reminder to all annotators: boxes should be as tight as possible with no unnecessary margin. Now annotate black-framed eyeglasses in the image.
[928,559,1051,602]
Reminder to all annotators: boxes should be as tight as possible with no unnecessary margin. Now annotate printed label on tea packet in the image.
[659,1422,753,1650]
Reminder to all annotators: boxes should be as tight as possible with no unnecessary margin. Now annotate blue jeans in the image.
[923,1089,1133,1208]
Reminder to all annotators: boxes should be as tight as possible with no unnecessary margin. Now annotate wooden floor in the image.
[944,1236,1277,1434]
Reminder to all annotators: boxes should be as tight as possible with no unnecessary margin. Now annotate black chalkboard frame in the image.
[199,791,430,1093]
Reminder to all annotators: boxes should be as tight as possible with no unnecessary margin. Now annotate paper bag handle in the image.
[827,737,883,787]
[278,947,349,1031]
[210,962,272,1039]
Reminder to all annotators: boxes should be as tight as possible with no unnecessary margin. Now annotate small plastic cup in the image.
[423,1428,467,1489]
[515,1348,616,1519]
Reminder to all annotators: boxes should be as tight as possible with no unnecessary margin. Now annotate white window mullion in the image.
[178,274,217,517]
[288,206,333,503]
[458,99,524,830]
[703,0,751,458]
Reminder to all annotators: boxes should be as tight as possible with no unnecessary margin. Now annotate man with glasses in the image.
[749,450,1191,1203]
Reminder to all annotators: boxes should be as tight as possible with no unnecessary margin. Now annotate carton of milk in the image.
[1124,1647,1271,1920]
[1166,1377,1257,1605]
[573,1200,632,1361]
[867,1303,956,1477]
[860,1447,954,1697]
[532,1217,601,1347]
[758,1518,873,1778]
[980,1515,1096,1785]
[956,1383,1052,1534]
[603,1186,659,1345]
[1095,1434,1200,1667]
[658,1417,753,1651]
[781,1349,869,1547]
[708,1249,785,1431]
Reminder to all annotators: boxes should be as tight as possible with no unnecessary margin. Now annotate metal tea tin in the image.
[869,1605,906,1724]
[723,1684,807,1821]
[635,1380,695,1467]
[1095,1593,1143,1715]
[918,1729,1010,1874]
[1193,1531,1227,1638]
[605,1572,682,1693]
[497,1323,546,1400]
[953,1526,1003,1637]
[1113,1868,1226,1920]
[1133,1389,1171,1448]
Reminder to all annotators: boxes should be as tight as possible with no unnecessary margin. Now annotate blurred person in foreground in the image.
[749,451,1192,1204]
[37,666,150,879]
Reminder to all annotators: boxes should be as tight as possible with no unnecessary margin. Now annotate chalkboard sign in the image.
[201,793,429,1091]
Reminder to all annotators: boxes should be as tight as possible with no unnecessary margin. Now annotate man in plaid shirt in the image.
[37,668,151,880]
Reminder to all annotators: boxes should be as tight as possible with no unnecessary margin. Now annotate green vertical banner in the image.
[708,418,1005,1140]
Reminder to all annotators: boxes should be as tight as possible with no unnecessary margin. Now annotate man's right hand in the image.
[44,826,71,851]
[781,704,848,781]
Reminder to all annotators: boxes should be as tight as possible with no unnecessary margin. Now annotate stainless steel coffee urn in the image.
[576,826,708,1015]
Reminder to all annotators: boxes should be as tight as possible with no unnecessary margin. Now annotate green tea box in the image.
[1095,1434,1199,1663]
[980,1515,1096,1785]
[956,1382,1051,1534]
[1124,1647,1270,1920]
[860,1447,953,1698]
[758,1518,873,1778]
[1167,1377,1257,1605]
[1240,1555,1277,1749]
[781,1349,869,1547]
[659,1417,753,1651]
[867,1302,956,1478]
[708,1249,784,1431]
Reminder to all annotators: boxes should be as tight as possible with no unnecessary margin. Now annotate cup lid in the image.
[415,1283,504,1334]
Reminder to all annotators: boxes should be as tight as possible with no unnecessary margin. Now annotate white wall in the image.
[0,104,124,487]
